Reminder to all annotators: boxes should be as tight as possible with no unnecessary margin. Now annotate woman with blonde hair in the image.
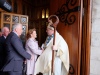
[25,28,43,75]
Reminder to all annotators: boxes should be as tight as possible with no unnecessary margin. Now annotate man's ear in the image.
[15,29,17,31]
[15,28,17,32]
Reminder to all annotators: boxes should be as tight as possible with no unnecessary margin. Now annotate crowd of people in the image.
[0,16,69,75]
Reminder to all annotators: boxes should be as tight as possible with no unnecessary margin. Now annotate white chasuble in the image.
[34,31,69,75]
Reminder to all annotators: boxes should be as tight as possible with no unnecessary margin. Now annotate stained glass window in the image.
[12,16,19,23]
[3,14,11,22]
[21,17,27,24]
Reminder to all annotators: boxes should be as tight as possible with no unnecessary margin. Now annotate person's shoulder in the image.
[27,38,34,44]
[0,36,3,42]
[0,36,3,39]
[7,32,17,40]
[0,36,5,41]
[26,38,35,44]
[56,32,62,38]
[8,32,13,37]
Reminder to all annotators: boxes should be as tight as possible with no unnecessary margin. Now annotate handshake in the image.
[31,55,34,60]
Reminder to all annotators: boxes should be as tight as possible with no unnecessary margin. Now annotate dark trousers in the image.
[0,71,8,75]
[8,71,22,75]
[0,71,4,75]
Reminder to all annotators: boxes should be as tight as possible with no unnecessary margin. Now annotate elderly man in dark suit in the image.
[2,23,33,75]
[0,27,10,75]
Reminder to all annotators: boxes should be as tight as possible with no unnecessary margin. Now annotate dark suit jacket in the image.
[2,32,31,72]
[0,36,6,70]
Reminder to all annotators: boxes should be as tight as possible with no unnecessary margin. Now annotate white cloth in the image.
[25,38,42,74]
[54,57,62,75]
[34,31,69,75]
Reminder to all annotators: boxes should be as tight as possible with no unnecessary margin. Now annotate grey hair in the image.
[12,23,22,31]
[1,27,9,32]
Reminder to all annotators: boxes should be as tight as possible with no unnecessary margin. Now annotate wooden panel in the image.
[0,12,28,43]
[33,19,47,46]
[50,0,82,75]
[80,0,91,75]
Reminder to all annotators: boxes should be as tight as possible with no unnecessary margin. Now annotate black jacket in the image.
[0,36,6,70]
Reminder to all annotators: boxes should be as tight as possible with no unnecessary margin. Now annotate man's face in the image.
[3,28,10,37]
[46,28,54,36]
[16,25,23,36]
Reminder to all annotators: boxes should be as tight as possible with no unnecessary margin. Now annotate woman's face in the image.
[31,31,37,39]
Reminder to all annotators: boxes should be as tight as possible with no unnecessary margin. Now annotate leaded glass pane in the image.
[12,16,19,23]
[21,17,27,24]
[3,14,11,22]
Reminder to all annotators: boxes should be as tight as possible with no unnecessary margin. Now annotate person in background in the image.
[25,28,43,75]
[0,29,2,37]
[34,18,69,75]
[0,27,10,75]
[2,23,33,75]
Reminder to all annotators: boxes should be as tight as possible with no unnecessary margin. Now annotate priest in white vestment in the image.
[34,19,69,75]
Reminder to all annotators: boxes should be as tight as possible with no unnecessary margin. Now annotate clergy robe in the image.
[34,31,69,75]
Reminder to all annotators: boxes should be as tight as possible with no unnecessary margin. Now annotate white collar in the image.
[13,31,18,36]
[3,35,6,39]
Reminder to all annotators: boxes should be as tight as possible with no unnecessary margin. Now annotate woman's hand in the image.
[42,49,44,53]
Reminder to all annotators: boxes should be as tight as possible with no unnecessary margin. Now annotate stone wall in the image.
[90,0,100,75]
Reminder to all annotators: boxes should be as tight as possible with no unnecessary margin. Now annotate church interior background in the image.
[0,0,94,75]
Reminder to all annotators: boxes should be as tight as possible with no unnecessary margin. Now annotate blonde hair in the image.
[26,28,36,39]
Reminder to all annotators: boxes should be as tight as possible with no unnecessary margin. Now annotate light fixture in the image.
[46,8,49,18]
[42,9,45,18]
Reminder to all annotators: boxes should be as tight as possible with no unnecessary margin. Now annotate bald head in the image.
[2,27,10,37]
